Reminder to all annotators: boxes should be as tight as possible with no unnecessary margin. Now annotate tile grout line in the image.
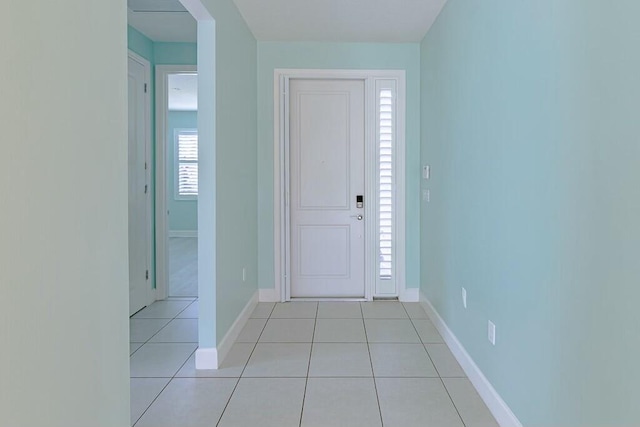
[361,302,385,427]
[298,302,319,427]
[215,302,276,427]
[131,298,199,426]
[403,303,467,427]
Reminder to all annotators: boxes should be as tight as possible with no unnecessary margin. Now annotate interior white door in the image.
[289,79,366,298]
[128,55,150,315]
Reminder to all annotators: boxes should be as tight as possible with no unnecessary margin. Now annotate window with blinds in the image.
[175,129,198,198]
[379,87,394,280]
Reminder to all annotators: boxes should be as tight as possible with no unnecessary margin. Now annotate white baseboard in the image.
[420,291,523,427]
[169,230,197,238]
[399,286,419,302]
[259,288,280,302]
[195,347,218,370]
[214,290,259,368]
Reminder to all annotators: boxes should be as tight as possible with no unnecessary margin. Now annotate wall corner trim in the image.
[420,291,523,427]
[195,347,218,370]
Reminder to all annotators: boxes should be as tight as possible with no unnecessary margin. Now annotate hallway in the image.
[129,300,498,426]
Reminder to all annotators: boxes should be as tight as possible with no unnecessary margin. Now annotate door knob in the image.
[351,214,363,221]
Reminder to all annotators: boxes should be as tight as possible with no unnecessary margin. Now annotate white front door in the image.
[289,79,366,298]
[128,54,150,315]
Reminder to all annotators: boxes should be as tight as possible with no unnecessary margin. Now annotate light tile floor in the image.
[130,300,499,427]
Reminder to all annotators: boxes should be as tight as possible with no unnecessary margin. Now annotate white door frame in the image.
[274,69,406,302]
[155,64,198,299]
[128,50,155,309]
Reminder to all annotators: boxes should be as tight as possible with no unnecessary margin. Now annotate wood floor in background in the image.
[169,237,197,297]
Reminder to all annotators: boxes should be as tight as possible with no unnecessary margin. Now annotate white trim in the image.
[195,347,218,370]
[273,69,407,302]
[259,288,279,303]
[419,291,523,427]
[215,291,259,368]
[128,50,155,308]
[169,230,198,238]
[155,65,198,300]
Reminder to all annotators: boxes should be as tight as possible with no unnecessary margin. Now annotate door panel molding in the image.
[273,69,407,302]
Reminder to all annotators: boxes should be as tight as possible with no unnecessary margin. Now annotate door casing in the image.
[273,69,407,302]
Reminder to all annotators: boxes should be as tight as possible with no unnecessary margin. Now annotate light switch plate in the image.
[422,165,430,180]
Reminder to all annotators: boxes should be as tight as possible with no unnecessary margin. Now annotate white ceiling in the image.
[233,0,449,43]
[168,74,198,111]
[128,0,196,43]
[128,0,448,44]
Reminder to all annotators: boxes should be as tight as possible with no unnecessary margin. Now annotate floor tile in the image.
[250,302,275,318]
[402,302,428,319]
[361,301,408,318]
[314,318,366,342]
[218,378,306,427]
[236,318,267,343]
[130,343,197,378]
[176,300,198,318]
[308,343,372,377]
[376,378,464,427]
[243,343,311,377]
[412,319,444,343]
[364,319,420,343]
[443,378,499,427]
[175,344,253,378]
[135,378,236,427]
[425,344,466,377]
[130,319,171,343]
[133,300,193,319]
[259,318,315,342]
[301,378,382,427]
[369,344,438,377]
[130,378,170,426]
[130,342,143,356]
[149,319,198,343]
[317,302,362,318]
[270,302,318,318]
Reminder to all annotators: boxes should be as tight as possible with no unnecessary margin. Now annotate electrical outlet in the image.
[488,321,496,346]
[242,267,246,282]
[462,287,467,309]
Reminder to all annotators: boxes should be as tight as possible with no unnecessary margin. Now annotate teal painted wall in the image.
[155,42,197,65]
[167,111,198,232]
[257,41,421,291]
[420,1,640,425]
[128,26,154,62]
[200,0,258,346]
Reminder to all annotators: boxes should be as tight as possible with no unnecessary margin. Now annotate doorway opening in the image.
[157,68,199,298]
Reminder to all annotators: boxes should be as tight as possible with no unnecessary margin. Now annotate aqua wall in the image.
[199,0,258,346]
[167,111,198,232]
[257,41,421,292]
[420,0,640,425]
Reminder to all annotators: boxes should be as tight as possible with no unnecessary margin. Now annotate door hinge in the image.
[144,184,148,194]
[145,270,149,280]
[144,162,148,170]
[144,83,148,93]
